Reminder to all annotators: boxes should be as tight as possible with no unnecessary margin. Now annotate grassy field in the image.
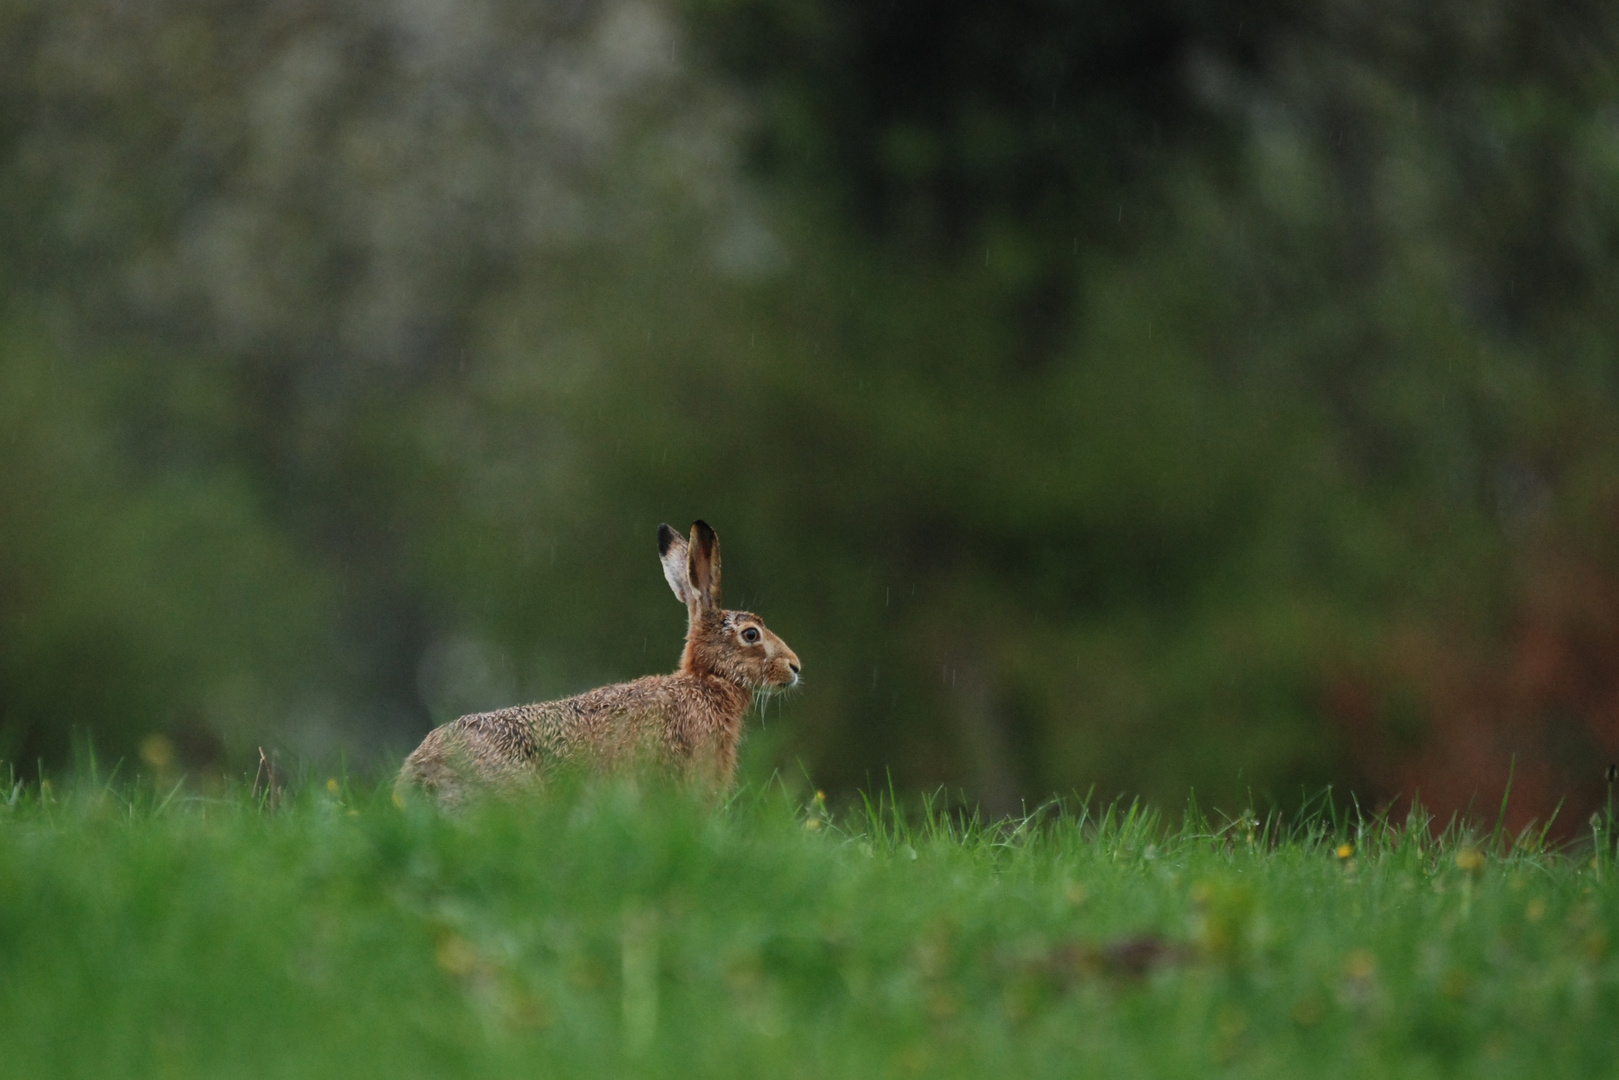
[1,767,1616,1079]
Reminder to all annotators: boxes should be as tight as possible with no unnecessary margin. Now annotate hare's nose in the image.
[788,660,801,675]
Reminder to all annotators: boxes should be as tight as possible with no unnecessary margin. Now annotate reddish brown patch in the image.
[1329,536,1619,839]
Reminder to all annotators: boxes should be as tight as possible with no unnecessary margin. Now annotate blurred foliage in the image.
[0,320,336,764]
[2,0,1619,825]
[684,0,1301,357]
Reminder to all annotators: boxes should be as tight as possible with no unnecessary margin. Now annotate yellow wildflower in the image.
[139,734,175,770]
[1344,949,1376,980]
[435,935,479,977]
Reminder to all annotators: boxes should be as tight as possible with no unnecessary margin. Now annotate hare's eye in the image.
[741,627,761,644]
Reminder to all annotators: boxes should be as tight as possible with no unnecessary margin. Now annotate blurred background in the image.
[3,0,1619,829]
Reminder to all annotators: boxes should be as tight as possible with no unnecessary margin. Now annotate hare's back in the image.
[398,672,725,801]
[451,676,683,763]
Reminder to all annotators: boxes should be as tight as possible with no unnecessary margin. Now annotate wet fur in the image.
[398,521,799,805]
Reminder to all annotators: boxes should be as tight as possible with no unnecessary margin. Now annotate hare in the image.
[397,521,800,804]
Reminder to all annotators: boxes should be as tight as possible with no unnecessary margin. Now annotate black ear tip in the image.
[691,519,716,543]
[657,523,679,556]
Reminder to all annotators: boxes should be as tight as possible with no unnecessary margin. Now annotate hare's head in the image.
[659,521,801,691]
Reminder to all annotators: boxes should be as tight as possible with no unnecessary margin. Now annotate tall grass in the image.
[1,766,1615,1078]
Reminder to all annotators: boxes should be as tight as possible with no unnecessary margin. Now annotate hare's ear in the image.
[687,520,721,611]
[658,524,694,606]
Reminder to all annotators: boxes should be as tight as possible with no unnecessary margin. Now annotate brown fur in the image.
[397,521,800,805]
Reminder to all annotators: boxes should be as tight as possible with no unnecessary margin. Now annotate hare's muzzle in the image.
[765,635,801,688]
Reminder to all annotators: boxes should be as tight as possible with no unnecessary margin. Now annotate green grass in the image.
[1,769,1616,1079]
